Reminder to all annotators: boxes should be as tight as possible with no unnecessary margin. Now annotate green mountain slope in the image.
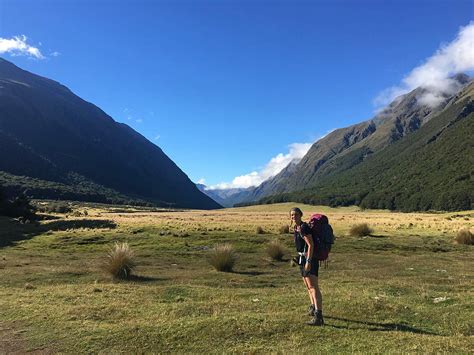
[0,58,221,209]
[254,82,474,211]
[232,76,471,206]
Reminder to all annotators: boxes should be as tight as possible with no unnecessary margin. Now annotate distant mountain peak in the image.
[451,73,471,85]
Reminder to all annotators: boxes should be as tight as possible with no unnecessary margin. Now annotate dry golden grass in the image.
[256,226,265,234]
[278,225,290,234]
[102,204,471,237]
[103,242,136,279]
[208,243,237,272]
[349,223,373,237]
[455,228,473,245]
[2,202,474,353]
[266,239,286,261]
[92,204,473,247]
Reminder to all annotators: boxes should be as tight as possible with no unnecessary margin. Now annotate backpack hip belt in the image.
[297,251,307,265]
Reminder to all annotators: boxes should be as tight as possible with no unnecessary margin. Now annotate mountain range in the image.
[208,75,473,211]
[196,184,252,208]
[0,57,221,209]
[1,56,471,212]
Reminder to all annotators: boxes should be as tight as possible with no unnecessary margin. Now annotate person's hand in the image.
[304,262,311,272]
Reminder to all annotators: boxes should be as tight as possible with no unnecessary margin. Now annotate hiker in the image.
[290,207,324,326]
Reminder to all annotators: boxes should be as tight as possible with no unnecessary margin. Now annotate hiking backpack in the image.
[308,214,335,264]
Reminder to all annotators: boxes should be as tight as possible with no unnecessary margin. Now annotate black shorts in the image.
[300,259,319,277]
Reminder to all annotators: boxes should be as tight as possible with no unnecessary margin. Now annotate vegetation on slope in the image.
[244,93,473,212]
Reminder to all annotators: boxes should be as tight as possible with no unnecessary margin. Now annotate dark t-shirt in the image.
[294,222,312,253]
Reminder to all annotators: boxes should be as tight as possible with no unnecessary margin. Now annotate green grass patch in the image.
[0,203,473,352]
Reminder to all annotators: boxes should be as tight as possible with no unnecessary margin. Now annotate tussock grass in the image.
[455,228,473,245]
[256,226,265,234]
[350,223,373,237]
[103,242,136,279]
[2,202,474,353]
[266,240,286,261]
[278,225,290,234]
[24,283,35,290]
[208,244,237,272]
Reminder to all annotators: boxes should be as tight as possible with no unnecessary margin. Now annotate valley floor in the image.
[0,202,473,353]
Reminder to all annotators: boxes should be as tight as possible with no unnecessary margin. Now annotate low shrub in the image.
[279,225,290,234]
[455,228,473,245]
[103,242,136,279]
[349,223,373,237]
[37,202,72,214]
[0,193,36,220]
[266,240,285,261]
[208,244,237,272]
[256,226,265,234]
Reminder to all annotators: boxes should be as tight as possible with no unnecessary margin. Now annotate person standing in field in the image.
[290,207,324,326]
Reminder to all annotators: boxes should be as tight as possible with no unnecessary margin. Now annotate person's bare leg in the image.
[306,275,322,311]
[302,278,313,305]
[305,275,324,325]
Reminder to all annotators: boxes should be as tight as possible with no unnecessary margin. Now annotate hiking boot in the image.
[306,311,324,326]
[307,304,315,316]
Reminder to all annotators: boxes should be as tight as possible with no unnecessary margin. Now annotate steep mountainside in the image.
[234,75,471,206]
[0,58,221,209]
[255,81,474,211]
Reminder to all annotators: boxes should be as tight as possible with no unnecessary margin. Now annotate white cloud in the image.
[50,51,61,57]
[0,35,44,59]
[135,118,143,123]
[374,21,474,109]
[208,142,312,190]
[197,178,206,185]
[154,134,160,140]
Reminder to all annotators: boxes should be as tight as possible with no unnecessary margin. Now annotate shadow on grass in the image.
[269,257,291,263]
[123,274,167,283]
[36,214,62,221]
[325,316,439,335]
[231,270,266,276]
[0,217,117,248]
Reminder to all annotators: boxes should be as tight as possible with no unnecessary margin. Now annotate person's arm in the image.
[303,234,313,270]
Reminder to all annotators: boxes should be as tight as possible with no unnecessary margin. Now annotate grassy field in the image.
[0,202,473,353]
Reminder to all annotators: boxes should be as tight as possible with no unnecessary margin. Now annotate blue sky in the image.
[0,0,472,188]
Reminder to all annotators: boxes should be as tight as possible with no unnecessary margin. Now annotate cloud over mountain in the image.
[374,21,474,109]
[208,142,312,190]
